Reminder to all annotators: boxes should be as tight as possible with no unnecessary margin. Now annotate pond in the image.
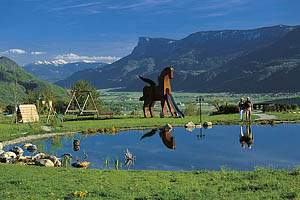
[4,124,300,171]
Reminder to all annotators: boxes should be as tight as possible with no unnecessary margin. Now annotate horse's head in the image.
[160,66,174,79]
[168,66,174,79]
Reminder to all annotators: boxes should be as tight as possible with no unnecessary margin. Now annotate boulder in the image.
[22,143,33,149]
[184,121,195,128]
[27,145,38,153]
[203,122,213,127]
[33,153,47,160]
[185,126,195,132]
[35,159,54,167]
[164,124,172,131]
[18,155,34,163]
[9,146,24,156]
[72,161,91,169]
[0,152,17,163]
[48,155,61,167]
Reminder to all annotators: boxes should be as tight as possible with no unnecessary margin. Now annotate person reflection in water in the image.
[140,128,176,149]
[239,125,254,149]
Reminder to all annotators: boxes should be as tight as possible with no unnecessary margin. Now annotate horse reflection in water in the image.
[140,128,176,149]
[239,125,254,149]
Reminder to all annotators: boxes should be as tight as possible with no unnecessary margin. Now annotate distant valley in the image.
[23,60,107,83]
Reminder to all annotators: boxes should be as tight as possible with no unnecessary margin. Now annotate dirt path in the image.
[252,110,277,120]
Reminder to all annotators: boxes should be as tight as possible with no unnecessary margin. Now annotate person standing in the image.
[238,98,245,121]
[245,97,253,121]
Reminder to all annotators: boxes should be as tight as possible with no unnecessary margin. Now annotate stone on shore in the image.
[164,124,172,131]
[9,146,24,156]
[35,159,54,167]
[72,161,91,169]
[184,121,195,128]
[0,151,17,163]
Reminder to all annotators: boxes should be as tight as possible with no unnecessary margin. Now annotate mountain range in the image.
[0,57,67,105]
[55,25,300,92]
[23,60,107,83]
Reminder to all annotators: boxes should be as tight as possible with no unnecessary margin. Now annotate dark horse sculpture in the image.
[139,66,176,118]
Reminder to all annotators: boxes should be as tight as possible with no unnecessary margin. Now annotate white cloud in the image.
[54,53,121,63]
[31,51,46,55]
[7,49,26,54]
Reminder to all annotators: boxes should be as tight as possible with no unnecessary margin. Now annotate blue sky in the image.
[0,0,299,65]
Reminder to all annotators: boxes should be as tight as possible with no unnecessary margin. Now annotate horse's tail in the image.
[139,75,156,86]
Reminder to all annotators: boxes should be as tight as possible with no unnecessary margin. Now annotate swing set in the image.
[46,100,64,123]
[64,90,99,117]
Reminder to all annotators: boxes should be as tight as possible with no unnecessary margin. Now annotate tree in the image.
[71,80,102,111]
[23,90,38,104]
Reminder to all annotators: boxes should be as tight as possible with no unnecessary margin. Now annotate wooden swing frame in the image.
[64,90,99,117]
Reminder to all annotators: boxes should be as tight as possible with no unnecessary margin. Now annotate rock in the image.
[35,159,54,167]
[164,124,172,131]
[73,139,80,146]
[73,145,80,151]
[27,145,38,153]
[41,126,52,132]
[9,146,24,156]
[18,155,34,163]
[184,121,195,128]
[22,143,33,149]
[0,142,3,150]
[185,126,195,132]
[15,161,26,165]
[33,153,47,160]
[47,155,61,167]
[72,161,91,169]
[0,152,17,163]
[54,160,62,167]
[203,122,213,127]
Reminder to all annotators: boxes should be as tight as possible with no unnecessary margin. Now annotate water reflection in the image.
[239,125,254,149]
[6,125,300,171]
[140,128,176,149]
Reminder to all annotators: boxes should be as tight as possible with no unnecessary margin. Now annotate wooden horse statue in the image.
[139,66,176,118]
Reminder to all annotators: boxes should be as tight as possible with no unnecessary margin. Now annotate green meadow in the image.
[1,164,300,199]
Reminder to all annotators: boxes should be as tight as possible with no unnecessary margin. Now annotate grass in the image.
[0,114,245,142]
[1,164,300,199]
[267,112,300,121]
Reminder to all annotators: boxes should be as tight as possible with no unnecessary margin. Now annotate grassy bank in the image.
[0,164,300,199]
[0,114,242,142]
[2,111,300,142]
[267,112,300,121]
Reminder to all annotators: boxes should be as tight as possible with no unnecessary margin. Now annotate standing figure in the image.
[238,98,245,121]
[244,97,253,121]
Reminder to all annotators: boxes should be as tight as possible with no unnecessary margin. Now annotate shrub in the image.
[5,105,15,114]
[184,104,200,116]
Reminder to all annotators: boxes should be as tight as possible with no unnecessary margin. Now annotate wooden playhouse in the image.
[17,104,39,123]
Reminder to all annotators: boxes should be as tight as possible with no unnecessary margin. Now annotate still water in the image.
[4,124,300,171]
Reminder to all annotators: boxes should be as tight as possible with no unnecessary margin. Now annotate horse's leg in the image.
[161,98,167,117]
[143,101,149,118]
[149,100,156,118]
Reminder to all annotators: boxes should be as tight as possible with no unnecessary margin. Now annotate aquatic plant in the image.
[103,157,110,169]
[114,157,119,170]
